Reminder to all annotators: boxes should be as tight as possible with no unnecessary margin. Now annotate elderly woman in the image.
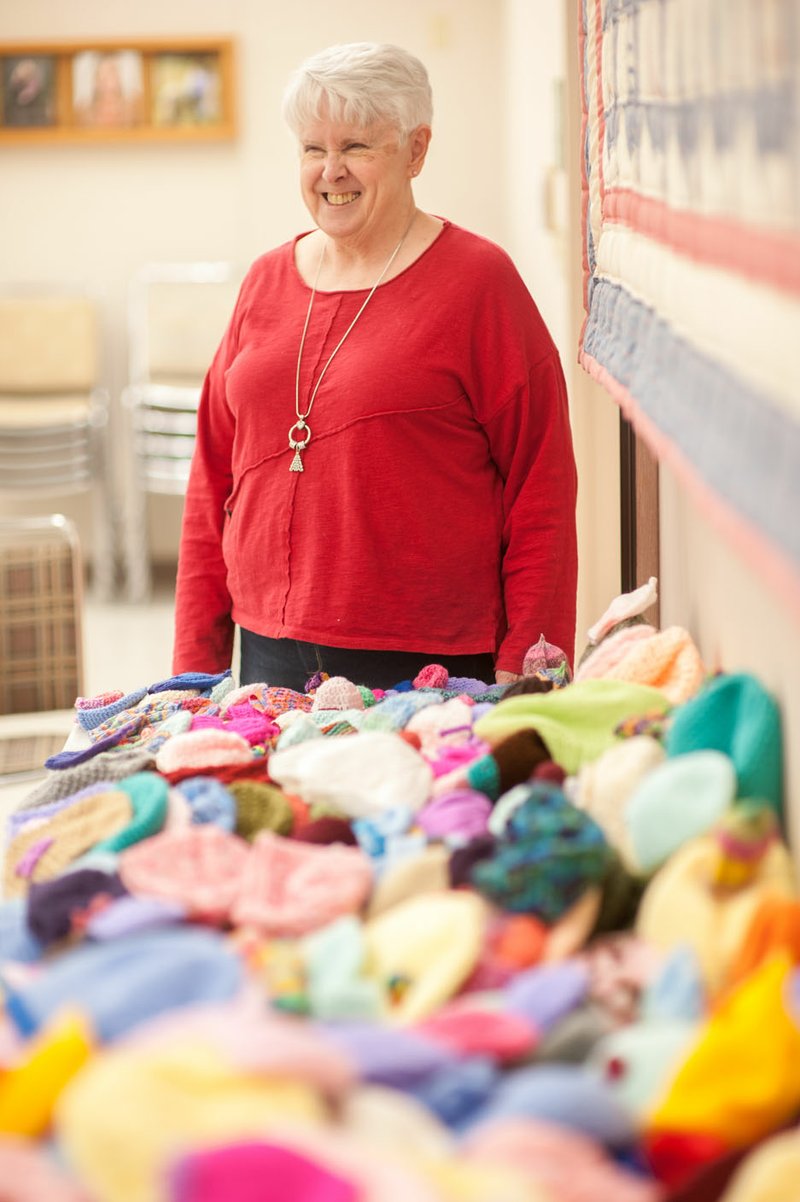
[172,42,578,691]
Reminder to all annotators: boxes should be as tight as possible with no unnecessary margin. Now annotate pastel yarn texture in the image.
[0,627,795,1201]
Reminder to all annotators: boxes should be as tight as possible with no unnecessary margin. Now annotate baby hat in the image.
[665,672,783,815]
[576,625,705,705]
[572,734,665,862]
[474,680,672,775]
[119,825,251,924]
[470,782,614,923]
[266,731,432,818]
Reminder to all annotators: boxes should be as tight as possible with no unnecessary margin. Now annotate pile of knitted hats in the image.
[0,579,797,1202]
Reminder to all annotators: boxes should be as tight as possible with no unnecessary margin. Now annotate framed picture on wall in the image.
[0,37,236,144]
[150,51,223,127]
[1,54,56,128]
[72,49,145,128]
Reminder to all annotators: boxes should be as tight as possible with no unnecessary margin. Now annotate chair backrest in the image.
[128,262,240,388]
[0,294,98,394]
[0,514,84,714]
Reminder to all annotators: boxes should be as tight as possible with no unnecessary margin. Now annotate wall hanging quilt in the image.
[579,0,800,614]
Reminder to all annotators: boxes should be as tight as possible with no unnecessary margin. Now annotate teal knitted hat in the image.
[665,672,783,817]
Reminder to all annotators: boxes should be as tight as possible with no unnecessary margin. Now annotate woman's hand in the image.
[495,670,523,686]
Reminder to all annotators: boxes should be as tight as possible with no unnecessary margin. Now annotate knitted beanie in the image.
[312,676,365,712]
[465,728,552,800]
[75,685,148,731]
[155,728,253,775]
[4,790,132,898]
[666,672,784,816]
[231,831,374,937]
[413,664,449,690]
[169,1141,359,1202]
[228,780,294,841]
[470,783,614,923]
[93,770,169,854]
[175,776,236,831]
[26,868,127,946]
[119,825,251,923]
[576,625,706,705]
[15,747,156,811]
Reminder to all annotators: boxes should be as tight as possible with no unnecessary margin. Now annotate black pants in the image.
[239,629,495,692]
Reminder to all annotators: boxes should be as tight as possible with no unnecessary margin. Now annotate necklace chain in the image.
[288,212,416,472]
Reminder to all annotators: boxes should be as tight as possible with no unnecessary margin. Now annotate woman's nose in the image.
[321,151,347,182]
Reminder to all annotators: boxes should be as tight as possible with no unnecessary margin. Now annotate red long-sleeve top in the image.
[172,221,578,675]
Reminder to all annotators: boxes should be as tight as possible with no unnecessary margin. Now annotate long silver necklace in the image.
[289,214,416,472]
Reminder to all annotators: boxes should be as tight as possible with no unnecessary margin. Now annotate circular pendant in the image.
[288,419,311,450]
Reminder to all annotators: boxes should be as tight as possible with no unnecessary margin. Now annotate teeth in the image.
[326,192,359,205]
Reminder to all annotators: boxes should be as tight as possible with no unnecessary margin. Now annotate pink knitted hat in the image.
[575,625,705,704]
[119,825,251,923]
[312,677,365,712]
[155,729,253,775]
[230,831,373,937]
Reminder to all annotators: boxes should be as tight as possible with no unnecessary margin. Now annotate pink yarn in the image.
[231,831,373,937]
[190,703,278,745]
[169,1141,359,1202]
[413,664,449,689]
[75,690,124,711]
[119,826,251,923]
[155,729,253,775]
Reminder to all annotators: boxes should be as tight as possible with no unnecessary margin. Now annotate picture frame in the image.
[1,54,57,129]
[0,37,235,145]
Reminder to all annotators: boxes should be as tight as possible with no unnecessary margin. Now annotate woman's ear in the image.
[408,124,432,177]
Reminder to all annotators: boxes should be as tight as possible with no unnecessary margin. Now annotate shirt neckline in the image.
[290,217,452,295]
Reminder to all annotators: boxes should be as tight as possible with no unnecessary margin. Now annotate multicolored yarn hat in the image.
[665,672,784,816]
[119,825,250,923]
[522,634,573,685]
[4,790,132,898]
[470,782,614,923]
[230,830,374,937]
[74,685,148,731]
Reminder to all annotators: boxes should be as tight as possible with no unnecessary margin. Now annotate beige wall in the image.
[0,0,507,559]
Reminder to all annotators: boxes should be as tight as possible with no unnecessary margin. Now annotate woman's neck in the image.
[296,209,444,290]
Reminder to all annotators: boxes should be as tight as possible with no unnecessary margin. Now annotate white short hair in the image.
[282,42,433,139]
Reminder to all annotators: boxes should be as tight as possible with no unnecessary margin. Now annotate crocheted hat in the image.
[470,783,614,923]
[572,734,666,863]
[228,780,294,841]
[4,790,132,898]
[665,672,784,816]
[119,825,251,924]
[575,625,706,705]
[311,676,365,712]
[155,728,254,775]
[230,831,373,937]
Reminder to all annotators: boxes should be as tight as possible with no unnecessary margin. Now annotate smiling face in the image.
[298,111,430,252]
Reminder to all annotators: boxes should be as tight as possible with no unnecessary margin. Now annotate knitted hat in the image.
[168,1142,359,1202]
[413,664,449,689]
[474,680,673,775]
[0,1009,93,1140]
[266,731,433,818]
[0,1136,92,1201]
[15,747,156,811]
[635,833,796,995]
[26,868,127,946]
[666,672,784,816]
[231,830,373,937]
[6,926,244,1043]
[175,775,236,831]
[624,750,737,873]
[465,728,552,800]
[647,953,800,1148]
[363,890,489,1023]
[312,676,365,712]
[576,625,706,705]
[294,816,358,846]
[302,913,382,1021]
[93,770,169,854]
[119,825,251,923]
[155,728,254,775]
[228,780,294,841]
[572,734,666,862]
[367,843,451,918]
[4,790,132,897]
[586,577,659,645]
[190,704,277,746]
[415,1003,538,1064]
[75,685,148,731]
[470,783,614,923]
[415,788,492,841]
